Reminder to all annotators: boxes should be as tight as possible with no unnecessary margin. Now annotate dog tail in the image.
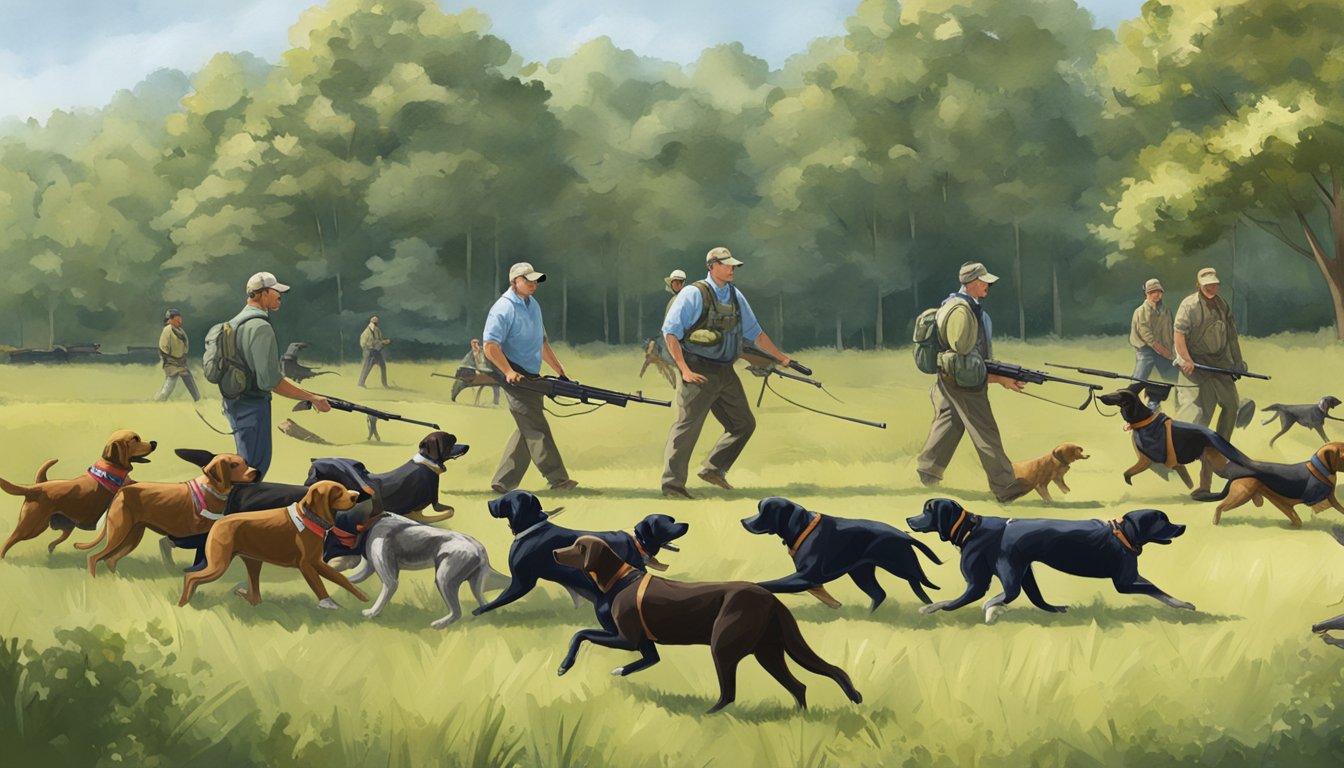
[910,537,943,567]
[483,566,510,591]
[74,522,107,551]
[1191,480,1232,503]
[0,475,39,499]
[34,459,58,483]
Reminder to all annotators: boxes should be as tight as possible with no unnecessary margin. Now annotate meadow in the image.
[2,335,1343,767]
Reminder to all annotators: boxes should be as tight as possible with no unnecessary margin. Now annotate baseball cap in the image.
[958,262,999,284]
[246,271,290,293]
[1144,278,1164,293]
[706,247,744,266]
[1197,267,1220,286]
[508,262,546,282]
[164,308,181,322]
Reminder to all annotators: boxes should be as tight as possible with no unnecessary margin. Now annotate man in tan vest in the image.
[1173,267,1248,442]
[153,308,201,401]
[358,315,391,388]
[1129,278,1177,407]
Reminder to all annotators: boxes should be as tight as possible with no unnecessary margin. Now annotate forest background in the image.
[2,0,1343,361]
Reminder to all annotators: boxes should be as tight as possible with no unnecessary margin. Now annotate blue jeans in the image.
[1132,346,1178,383]
[223,396,272,481]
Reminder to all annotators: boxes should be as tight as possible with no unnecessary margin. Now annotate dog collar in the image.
[1308,453,1335,485]
[286,503,331,537]
[1124,412,1160,431]
[1109,519,1140,554]
[412,453,445,474]
[949,510,981,548]
[588,562,637,594]
[187,478,227,520]
[87,461,129,494]
[624,529,668,571]
[789,513,823,556]
[514,519,550,541]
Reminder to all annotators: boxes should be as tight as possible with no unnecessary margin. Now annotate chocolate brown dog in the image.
[80,454,258,575]
[553,536,863,714]
[1012,442,1089,502]
[0,430,156,558]
[177,480,364,610]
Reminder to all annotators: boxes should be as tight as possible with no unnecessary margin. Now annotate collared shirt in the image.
[158,324,189,374]
[1130,299,1174,351]
[661,272,763,342]
[228,305,282,396]
[483,288,545,374]
[1174,292,1242,368]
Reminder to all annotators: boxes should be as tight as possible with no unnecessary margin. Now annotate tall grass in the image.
[2,338,1343,765]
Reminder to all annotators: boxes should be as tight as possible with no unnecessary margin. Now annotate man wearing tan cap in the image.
[1173,267,1248,446]
[916,262,1034,503]
[357,315,392,388]
[221,271,331,481]
[481,262,578,493]
[659,246,793,498]
[1129,278,1177,398]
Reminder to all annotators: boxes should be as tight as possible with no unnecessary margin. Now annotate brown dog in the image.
[1012,443,1089,502]
[0,430,156,558]
[1204,442,1344,528]
[553,536,863,713]
[80,454,258,575]
[177,480,365,610]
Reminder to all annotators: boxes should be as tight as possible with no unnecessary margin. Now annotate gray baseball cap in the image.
[706,247,744,266]
[958,262,999,284]
[246,271,290,293]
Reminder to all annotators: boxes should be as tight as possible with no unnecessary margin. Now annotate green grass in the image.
[2,336,1344,766]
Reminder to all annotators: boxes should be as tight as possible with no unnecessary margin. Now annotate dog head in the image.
[553,535,625,580]
[742,497,814,546]
[633,514,689,555]
[301,480,361,524]
[1320,396,1342,413]
[419,431,469,465]
[488,490,548,534]
[102,430,157,469]
[1051,443,1090,465]
[202,454,258,493]
[1098,384,1141,408]
[906,498,967,542]
[1319,442,1344,473]
[1122,509,1185,547]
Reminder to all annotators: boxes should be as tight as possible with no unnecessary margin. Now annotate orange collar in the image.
[789,513,823,556]
[624,529,650,559]
[588,562,635,593]
[1110,519,1139,553]
[636,573,659,641]
[1125,412,1159,431]
[948,509,968,542]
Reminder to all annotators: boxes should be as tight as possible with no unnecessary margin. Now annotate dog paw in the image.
[610,666,626,676]
[362,608,380,619]
[1178,601,1196,611]
[471,607,486,617]
[1123,475,1133,486]
[556,665,570,677]
[984,605,1003,624]
[430,617,459,629]
[919,601,947,615]
[317,598,340,610]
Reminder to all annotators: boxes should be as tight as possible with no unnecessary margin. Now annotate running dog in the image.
[1261,397,1342,446]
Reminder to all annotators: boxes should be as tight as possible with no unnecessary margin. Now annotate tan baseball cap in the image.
[508,262,546,282]
[959,262,999,284]
[664,269,687,290]
[246,271,290,293]
[1144,278,1164,293]
[1197,267,1220,286]
[706,247,744,266]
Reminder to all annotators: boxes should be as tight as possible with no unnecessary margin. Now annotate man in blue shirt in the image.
[482,262,578,493]
[660,246,792,498]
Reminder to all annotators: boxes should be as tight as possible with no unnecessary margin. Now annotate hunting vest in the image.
[683,280,743,364]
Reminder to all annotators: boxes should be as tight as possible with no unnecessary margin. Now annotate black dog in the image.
[1261,396,1342,446]
[907,498,1194,623]
[1311,526,1344,650]
[281,342,336,383]
[166,431,469,567]
[1099,383,1253,492]
[473,490,690,676]
[741,497,941,611]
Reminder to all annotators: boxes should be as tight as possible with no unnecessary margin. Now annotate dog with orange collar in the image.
[908,498,1193,624]
[177,481,364,611]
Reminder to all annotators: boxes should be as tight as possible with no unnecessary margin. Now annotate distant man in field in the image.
[659,247,793,498]
[482,262,579,493]
[1129,278,1177,407]
[451,338,500,406]
[916,262,1033,503]
[1173,267,1248,441]
[153,308,200,402]
[357,314,391,388]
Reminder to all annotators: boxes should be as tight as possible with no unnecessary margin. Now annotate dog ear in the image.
[204,457,231,490]
[1326,443,1344,472]
[327,482,350,510]
[1052,446,1067,463]
[103,434,130,468]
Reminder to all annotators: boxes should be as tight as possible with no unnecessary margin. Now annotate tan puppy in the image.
[81,454,258,575]
[1012,443,1089,502]
[177,480,365,610]
[0,430,156,558]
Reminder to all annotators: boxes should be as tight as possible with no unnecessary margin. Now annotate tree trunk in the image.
[336,271,345,366]
[562,272,569,344]
[871,202,883,348]
[618,283,626,345]
[1014,221,1025,340]
[47,298,56,349]
[637,293,644,341]
[603,285,610,344]
[493,215,501,293]
[465,228,473,332]
[1297,205,1344,339]
[909,209,920,313]
[776,293,784,348]
[835,312,844,351]
[16,308,23,348]
[1052,258,1062,337]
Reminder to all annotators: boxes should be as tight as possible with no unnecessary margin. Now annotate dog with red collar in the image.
[177,481,364,611]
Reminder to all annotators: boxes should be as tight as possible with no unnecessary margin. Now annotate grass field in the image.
[2,336,1344,766]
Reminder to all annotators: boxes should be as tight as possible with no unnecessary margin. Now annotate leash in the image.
[762,379,886,429]
[194,408,236,435]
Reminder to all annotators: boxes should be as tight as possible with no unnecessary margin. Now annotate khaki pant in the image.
[492,386,570,491]
[917,376,1017,497]
[1176,371,1239,439]
[661,357,755,491]
[358,349,388,387]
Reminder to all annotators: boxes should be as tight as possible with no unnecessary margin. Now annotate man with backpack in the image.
[913,262,1033,503]
[659,246,793,498]
[208,271,330,480]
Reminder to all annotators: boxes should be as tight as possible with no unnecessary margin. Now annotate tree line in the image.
[1,0,1341,361]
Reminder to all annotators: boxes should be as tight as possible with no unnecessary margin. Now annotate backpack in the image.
[913,298,987,387]
[203,315,269,399]
[912,307,943,374]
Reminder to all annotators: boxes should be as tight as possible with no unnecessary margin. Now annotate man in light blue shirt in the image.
[481,262,578,493]
[660,246,792,498]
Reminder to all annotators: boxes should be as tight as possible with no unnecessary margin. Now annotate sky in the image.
[0,0,1147,123]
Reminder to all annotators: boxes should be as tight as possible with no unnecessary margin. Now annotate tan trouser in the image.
[661,357,755,491]
[492,386,570,490]
[917,376,1017,496]
[1176,371,1239,439]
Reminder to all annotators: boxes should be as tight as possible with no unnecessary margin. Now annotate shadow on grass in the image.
[786,599,1237,629]
[21,548,179,581]
[624,686,875,723]
[1216,515,1341,531]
